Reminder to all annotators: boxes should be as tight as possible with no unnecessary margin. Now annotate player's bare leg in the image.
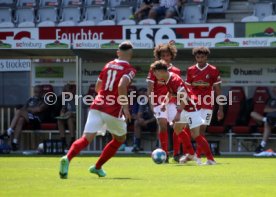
[59,133,96,179]
[90,134,126,177]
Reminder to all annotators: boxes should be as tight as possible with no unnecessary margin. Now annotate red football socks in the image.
[67,137,89,161]
[159,131,168,154]
[95,139,123,169]
[178,128,194,155]
[195,135,214,161]
[196,145,202,158]
[173,132,180,156]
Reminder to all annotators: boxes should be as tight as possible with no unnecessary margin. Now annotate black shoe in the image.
[12,143,18,151]
[173,154,180,163]
[0,133,10,140]
[165,154,169,163]
[255,145,264,153]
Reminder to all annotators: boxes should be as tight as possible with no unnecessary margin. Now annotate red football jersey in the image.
[185,64,221,110]
[91,59,136,118]
[147,65,181,106]
[166,72,198,112]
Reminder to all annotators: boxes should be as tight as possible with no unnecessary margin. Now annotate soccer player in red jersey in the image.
[151,60,216,165]
[59,41,136,178]
[185,47,224,161]
[147,43,182,162]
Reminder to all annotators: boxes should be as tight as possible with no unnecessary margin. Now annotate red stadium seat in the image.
[40,123,58,130]
[232,87,270,134]
[207,87,246,134]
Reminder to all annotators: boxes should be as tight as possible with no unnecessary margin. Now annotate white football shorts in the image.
[84,109,127,136]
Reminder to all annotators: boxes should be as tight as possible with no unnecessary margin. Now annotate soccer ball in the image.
[151,148,167,164]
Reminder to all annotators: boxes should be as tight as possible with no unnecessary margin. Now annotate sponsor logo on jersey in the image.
[192,81,210,87]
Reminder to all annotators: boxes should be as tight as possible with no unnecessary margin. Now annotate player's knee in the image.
[158,120,167,131]
[83,133,95,143]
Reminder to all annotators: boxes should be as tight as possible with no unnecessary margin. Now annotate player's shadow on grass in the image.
[109,177,143,180]
[173,162,226,167]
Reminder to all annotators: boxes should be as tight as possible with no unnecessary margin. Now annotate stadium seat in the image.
[39,0,59,7]
[158,18,177,25]
[138,19,156,25]
[40,123,58,130]
[37,7,58,26]
[232,87,270,134]
[114,6,133,23]
[181,3,207,24]
[37,21,56,27]
[61,0,83,7]
[107,0,133,20]
[58,7,81,26]
[82,6,105,25]
[78,20,96,26]
[254,2,273,20]
[0,21,15,28]
[0,8,14,28]
[262,15,276,22]
[0,0,14,7]
[15,7,36,27]
[17,0,37,7]
[117,19,136,25]
[241,15,259,22]
[97,20,115,26]
[85,0,106,6]
[207,0,229,13]
[207,87,246,134]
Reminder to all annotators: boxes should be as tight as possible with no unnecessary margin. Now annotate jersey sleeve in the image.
[168,74,185,94]
[175,68,182,77]
[123,68,136,82]
[213,68,222,85]
[146,69,155,83]
[185,67,192,85]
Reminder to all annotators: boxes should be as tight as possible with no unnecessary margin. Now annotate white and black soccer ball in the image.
[151,148,167,164]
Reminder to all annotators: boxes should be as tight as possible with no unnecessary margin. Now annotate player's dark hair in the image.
[150,60,168,71]
[154,43,177,60]
[192,47,210,56]
[119,41,133,51]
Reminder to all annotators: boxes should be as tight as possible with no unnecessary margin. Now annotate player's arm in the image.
[147,81,154,111]
[173,87,188,123]
[95,77,103,93]
[213,83,224,120]
[118,75,132,123]
[184,68,192,88]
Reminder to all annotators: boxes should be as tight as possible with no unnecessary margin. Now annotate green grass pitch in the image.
[0,156,275,197]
